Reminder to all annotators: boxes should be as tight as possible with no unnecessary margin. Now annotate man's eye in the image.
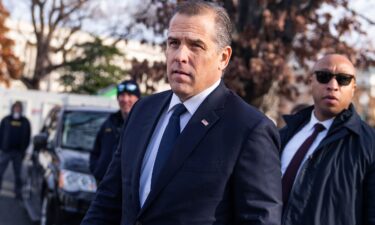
[168,41,179,47]
[192,43,203,49]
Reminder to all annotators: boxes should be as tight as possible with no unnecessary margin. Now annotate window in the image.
[61,110,110,152]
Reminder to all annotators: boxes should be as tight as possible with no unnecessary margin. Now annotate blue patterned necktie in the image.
[151,103,187,189]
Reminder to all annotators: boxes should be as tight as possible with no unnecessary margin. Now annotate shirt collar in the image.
[306,110,334,132]
[168,79,221,115]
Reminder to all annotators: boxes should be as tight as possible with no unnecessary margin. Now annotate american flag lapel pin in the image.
[201,119,209,126]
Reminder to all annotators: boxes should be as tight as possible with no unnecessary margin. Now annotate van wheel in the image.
[40,192,60,225]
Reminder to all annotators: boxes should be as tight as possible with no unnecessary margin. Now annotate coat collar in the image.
[137,81,229,217]
[282,103,361,140]
[109,110,124,126]
[328,104,361,135]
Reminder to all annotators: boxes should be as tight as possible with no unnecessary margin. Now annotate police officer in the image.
[0,101,31,199]
[90,80,140,183]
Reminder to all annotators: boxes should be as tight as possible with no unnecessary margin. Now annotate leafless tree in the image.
[21,0,92,89]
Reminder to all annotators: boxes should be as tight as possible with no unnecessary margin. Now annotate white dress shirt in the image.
[281,111,334,176]
[139,79,221,207]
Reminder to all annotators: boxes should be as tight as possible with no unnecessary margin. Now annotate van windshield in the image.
[61,110,110,152]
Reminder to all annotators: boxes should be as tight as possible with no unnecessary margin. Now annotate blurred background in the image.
[1,0,375,126]
[0,0,374,224]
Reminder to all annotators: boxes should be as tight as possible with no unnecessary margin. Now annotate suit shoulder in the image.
[127,90,171,117]
[224,90,275,128]
[359,120,375,139]
[136,90,171,106]
[226,91,270,120]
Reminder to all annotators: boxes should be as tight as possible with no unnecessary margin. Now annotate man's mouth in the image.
[323,95,338,101]
[322,95,339,105]
[172,70,190,76]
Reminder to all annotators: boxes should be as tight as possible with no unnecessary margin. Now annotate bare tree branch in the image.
[26,0,92,89]
[349,8,375,26]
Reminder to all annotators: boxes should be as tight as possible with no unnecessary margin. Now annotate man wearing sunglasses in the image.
[280,54,375,225]
[90,80,140,183]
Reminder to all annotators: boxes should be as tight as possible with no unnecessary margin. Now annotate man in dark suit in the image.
[280,54,375,225]
[82,1,282,225]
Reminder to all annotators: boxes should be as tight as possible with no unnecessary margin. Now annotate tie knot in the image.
[314,123,325,133]
[172,103,187,117]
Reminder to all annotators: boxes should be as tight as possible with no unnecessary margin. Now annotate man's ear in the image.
[308,73,314,84]
[218,46,232,71]
[352,82,356,97]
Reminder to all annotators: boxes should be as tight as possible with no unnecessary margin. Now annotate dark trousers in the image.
[0,151,24,197]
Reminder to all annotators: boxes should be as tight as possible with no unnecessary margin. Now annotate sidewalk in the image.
[0,166,33,225]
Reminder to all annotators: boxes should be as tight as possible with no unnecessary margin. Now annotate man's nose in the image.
[122,95,131,102]
[326,76,339,91]
[174,45,189,63]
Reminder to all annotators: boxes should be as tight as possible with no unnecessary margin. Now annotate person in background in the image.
[90,80,140,183]
[82,1,282,225]
[0,101,31,200]
[290,103,310,114]
[280,54,375,225]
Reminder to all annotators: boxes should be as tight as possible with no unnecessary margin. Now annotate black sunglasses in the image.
[314,71,355,86]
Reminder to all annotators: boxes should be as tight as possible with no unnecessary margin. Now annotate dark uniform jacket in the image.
[90,111,124,182]
[82,82,282,225]
[280,104,375,225]
[0,115,31,152]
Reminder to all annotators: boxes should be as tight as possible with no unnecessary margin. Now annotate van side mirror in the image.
[33,133,48,151]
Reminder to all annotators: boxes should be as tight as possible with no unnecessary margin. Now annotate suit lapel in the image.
[281,107,313,150]
[138,82,228,216]
[131,91,172,211]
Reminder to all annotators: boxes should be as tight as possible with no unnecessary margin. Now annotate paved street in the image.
[0,165,33,225]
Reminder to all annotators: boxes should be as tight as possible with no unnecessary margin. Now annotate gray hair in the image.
[172,1,232,49]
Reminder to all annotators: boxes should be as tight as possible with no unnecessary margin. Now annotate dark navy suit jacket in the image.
[82,82,282,225]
